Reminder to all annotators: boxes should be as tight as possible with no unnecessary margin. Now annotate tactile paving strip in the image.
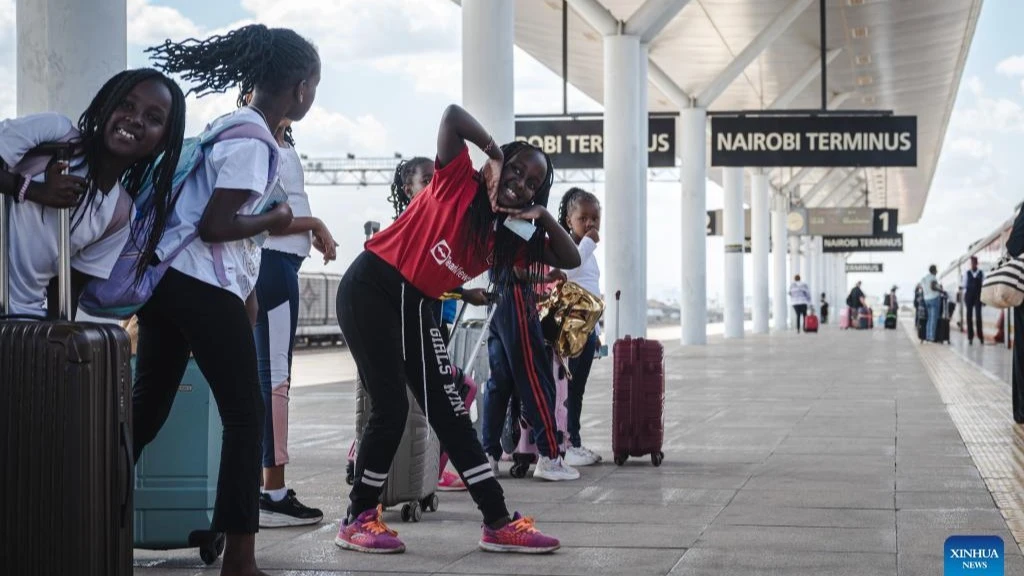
[908,320,1024,551]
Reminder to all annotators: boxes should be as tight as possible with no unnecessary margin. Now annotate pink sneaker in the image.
[479,512,560,553]
[438,469,467,492]
[334,505,405,554]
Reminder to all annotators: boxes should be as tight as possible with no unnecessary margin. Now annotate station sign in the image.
[788,208,898,237]
[710,114,917,167]
[846,262,884,273]
[706,211,763,253]
[823,234,903,253]
[515,116,675,170]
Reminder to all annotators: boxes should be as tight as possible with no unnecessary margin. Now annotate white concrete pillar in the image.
[788,235,801,327]
[723,166,745,339]
[751,171,770,334]
[637,46,649,337]
[17,0,127,117]
[772,192,789,331]
[461,0,514,319]
[681,108,708,345]
[604,34,643,339]
[808,237,819,313]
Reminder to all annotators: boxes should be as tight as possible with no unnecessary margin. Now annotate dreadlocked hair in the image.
[236,90,295,146]
[73,68,186,282]
[387,157,431,220]
[147,24,320,101]
[557,187,600,234]
[459,141,555,300]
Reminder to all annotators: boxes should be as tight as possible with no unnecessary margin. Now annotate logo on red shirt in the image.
[429,239,472,283]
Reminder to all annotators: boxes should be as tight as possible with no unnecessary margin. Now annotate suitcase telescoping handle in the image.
[0,146,74,319]
[614,290,621,341]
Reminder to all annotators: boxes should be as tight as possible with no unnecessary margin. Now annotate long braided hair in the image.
[237,91,295,146]
[556,186,600,236]
[459,141,555,300]
[388,157,432,220]
[72,68,186,281]
[146,24,320,103]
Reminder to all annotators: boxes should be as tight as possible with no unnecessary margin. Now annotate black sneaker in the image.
[259,489,324,528]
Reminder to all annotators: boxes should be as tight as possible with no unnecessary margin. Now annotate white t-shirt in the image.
[789,281,812,306]
[0,113,132,316]
[159,108,275,301]
[563,236,602,336]
[263,145,312,258]
[921,273,940,301]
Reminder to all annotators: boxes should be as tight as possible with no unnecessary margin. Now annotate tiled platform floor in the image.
[134,321,1024,575]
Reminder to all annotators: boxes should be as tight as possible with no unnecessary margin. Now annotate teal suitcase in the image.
[133,358,226,565]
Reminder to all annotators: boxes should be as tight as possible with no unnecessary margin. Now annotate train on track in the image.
[295,271,345,347]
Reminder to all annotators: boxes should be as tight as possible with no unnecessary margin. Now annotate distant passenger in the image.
[919,264,943,342]
[846,281,867,325]
[962,256,985,345]
[820,292,829,324]
[788,275,811,333]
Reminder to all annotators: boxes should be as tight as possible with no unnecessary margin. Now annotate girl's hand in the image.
[27,161,88,208]
[508,205,547,222]
[312,220,338,264]
[482,158,506,213]
[462,288,494,306]
[546,269,567,284]
[585,228,600,243]
[267,202,294,234]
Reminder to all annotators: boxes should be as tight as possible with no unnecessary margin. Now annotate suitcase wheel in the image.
[651,452,664,467]
[192,531,225,566]
[614,454,627,466]
[510,462,530,478]
[421,494,439,513]
[401,501,422,523]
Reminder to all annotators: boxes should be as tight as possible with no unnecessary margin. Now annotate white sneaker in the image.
[582,445,603,463]
[564,446,597,467]
[487,454,500,477]
[533,456,580,481]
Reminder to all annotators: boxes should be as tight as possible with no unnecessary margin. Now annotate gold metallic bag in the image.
[538,281,605,358]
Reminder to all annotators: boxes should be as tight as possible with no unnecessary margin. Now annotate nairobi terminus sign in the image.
[710,115,917,167]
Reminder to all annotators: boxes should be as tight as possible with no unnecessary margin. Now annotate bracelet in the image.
[482,137,499,158]
[16,175,30,203]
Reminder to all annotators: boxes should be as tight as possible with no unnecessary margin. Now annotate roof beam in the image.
[816,171,861,207]
[649,60,692,107]
[768,48,842,110]
[828,91,854,110]
[625,0,691,44]
[696,0,815,108]
[566,0,617,35]
[781,167,813,193]
[796,168,838,206]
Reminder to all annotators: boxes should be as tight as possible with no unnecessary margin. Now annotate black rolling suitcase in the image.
[0,160,133,575]
[936,294,951,344]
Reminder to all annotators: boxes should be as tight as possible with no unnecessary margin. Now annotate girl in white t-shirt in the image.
[137,25,320,576]
[555,187,604,467]
[252,116,336,528]
[0,68,186,317]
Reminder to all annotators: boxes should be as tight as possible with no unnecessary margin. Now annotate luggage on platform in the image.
[132,357,226,565]
[0,157,133,576]
[804,312,819,333]
[858,307,871,330]
[885,313,898,330]
[840,307,851,329]
[610,291,665,467]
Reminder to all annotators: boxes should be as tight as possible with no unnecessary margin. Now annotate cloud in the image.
[946,136,992,159]
[996,56,1024,77]
[950,96,1024,133]
[370,51,462,99]
[127,0,202,47]
[965,75,984,97]
[292,106,389,157]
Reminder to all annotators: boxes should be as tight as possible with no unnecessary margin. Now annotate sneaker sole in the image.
[478,540,560,554]
[259,510,324,528]
[532,471,580,481]
[333,536,405,554]
[437,485,468,492]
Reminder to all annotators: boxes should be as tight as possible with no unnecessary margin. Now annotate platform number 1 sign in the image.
[873,209,898,237]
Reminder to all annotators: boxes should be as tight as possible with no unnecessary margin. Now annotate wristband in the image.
[482,137,500,159]
[16,175,30,203]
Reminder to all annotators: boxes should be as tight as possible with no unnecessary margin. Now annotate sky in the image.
[0,0,1018,306]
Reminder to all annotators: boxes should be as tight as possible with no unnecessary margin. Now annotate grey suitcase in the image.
[352,386,440,522]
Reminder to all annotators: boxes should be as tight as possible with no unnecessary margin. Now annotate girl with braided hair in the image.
[0,68,185,318]
[388,156,433,220]
[335,103,579,554]
[132,24,320,576]
[554,187,604,467]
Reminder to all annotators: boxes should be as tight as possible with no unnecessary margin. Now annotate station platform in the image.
[135,319,1024,576]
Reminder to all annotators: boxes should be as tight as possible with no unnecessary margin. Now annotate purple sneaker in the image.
[334,505,405,554]
[479,512,560,553]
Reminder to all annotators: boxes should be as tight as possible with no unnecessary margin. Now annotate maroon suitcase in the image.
[610,291,665,466]
[0,155,134,576]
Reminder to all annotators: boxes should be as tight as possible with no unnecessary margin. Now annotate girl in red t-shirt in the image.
[334,104,580,555]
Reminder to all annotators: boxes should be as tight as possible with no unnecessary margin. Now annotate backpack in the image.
[78,116,280,319]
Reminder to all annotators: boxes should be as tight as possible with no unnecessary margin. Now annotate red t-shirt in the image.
[367,147,494,298]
